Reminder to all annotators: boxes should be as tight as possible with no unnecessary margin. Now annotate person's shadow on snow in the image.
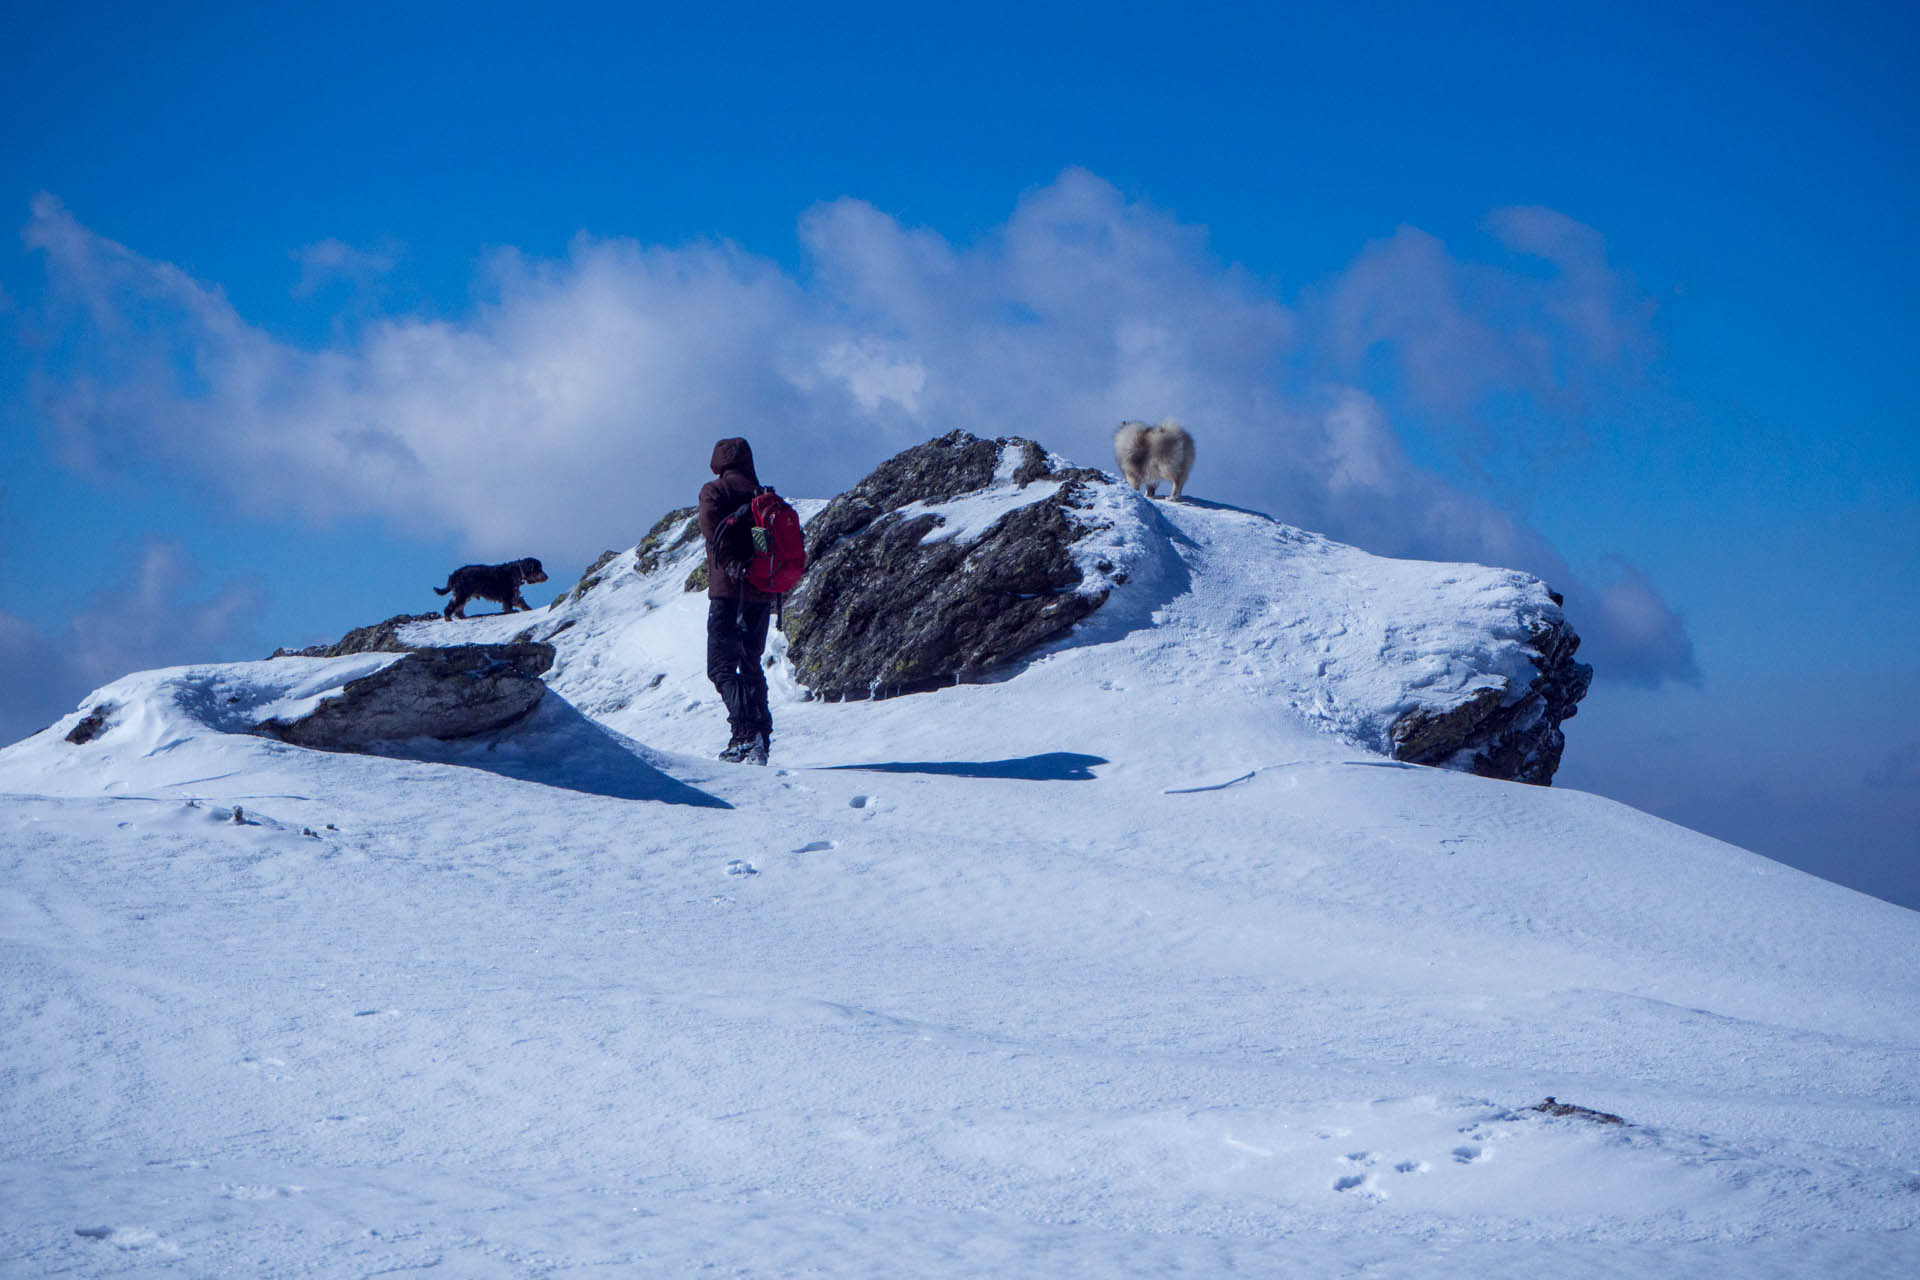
[821,752,1106,782]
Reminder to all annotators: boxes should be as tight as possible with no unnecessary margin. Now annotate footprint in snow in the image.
[219,1183,304,1200]
[1332,1172,1385,1200]
[848,795,871,809]
[794,840,834,853]
[74,1226,177,1254]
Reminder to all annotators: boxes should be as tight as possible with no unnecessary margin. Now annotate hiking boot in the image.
[718,734,751,763]
[741,732,769,766]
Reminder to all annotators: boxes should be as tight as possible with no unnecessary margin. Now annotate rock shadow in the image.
[1154,494,1266,517]
[823,751,1107,782]
[380,695,731,808]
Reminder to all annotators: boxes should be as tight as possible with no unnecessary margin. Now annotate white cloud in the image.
[813,339,928,415]
[1584,559,1700,687]
[21,174,1693,683]
[1317,206,1655,419]
[1485,206,1655,372]
[291,237,400,299]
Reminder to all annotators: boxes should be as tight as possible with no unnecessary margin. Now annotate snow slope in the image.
[3,496,1917,1276]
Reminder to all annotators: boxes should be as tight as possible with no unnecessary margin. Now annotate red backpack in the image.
[717,487,807,595]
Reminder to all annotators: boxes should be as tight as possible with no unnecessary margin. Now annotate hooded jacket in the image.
[697,437,772,601]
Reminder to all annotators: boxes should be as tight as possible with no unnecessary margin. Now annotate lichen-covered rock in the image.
[271,614,441,659]
[556,550,622,607]
[634,507,701,576]
[781,431,1120,700]
[1388,616,1592,785]
[257,643,555,750]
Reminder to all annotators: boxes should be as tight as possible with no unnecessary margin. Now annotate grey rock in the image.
[782,431,1114,700]
[633,507,700,575]
[1530,1096,1625,1125]
[1388,614,1592,785]
[65,702,114,745]
[556,550,622,607]
[257,643,555,751]
[271,614,441,659]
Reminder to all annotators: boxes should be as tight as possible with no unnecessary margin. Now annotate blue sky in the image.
[3,1,1915,904]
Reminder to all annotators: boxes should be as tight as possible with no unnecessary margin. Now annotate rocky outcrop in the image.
[271,614,441,659]
[1388,617,1592,785]
[257,643,555,750]
[558,550,622,606]
[633,507,701,576]
[263,430,1593,785]
[781,431,1119,700]
[65,703,114,745]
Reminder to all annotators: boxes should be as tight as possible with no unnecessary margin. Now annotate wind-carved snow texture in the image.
[2,438,1915,1276]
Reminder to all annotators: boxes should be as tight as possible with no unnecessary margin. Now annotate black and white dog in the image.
[433,558,548,619]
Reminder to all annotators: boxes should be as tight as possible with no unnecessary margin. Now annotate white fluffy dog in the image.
[1113,419,1195,500]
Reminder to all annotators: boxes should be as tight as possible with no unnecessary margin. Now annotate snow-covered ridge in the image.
[381,434,1585,779]
[13,653,408,790]
[15,438,1584,782]
[3,443,1916,1276]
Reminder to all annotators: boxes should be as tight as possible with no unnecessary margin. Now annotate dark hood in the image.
[710,437,757,481]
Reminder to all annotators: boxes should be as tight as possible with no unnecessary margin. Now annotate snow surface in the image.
[3,495,1917,1276]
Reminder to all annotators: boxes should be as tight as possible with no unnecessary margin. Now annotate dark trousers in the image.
[707,597,772,741]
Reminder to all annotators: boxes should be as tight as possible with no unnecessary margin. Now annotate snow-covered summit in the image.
[2,438,1915,1277]
[17,432,1588,787]
[216,431,1583,781]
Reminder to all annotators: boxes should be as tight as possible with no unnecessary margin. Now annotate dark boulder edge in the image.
[781,431,1116,701]
[256,643,556,751]
[1388,615,1593,785]
[65,702,115,745]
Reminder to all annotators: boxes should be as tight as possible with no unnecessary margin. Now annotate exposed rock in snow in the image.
[257,643,555,750]
[630,506,701,577]
[271,612,442,658]
[1389,616,1592,785]
[1530,1096,1626,1125]
[783,431,1124,700]
[63,702,114,745]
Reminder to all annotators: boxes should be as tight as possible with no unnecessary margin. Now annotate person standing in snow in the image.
[699,437,776,764]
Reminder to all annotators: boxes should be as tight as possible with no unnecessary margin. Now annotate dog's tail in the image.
[433,585,452,595]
